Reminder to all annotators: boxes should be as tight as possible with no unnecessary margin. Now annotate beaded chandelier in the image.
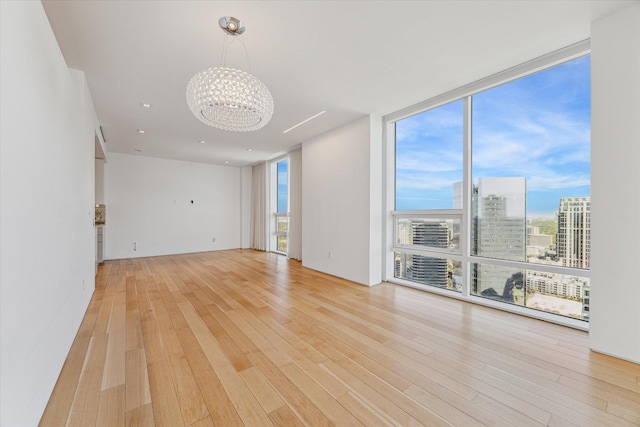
[186,17,274,132]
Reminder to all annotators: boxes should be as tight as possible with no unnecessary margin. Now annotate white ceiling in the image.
[42,0,636,167]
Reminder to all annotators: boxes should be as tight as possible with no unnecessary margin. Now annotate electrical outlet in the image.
[212,237,216,242]
[133,241,137,251]
[328,250,333,259]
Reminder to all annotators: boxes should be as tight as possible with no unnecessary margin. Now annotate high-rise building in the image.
[473,177,527,301]
[557,197,590,269]
[408,221,449,288]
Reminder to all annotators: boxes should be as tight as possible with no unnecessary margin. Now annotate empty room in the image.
[1,1,640,426]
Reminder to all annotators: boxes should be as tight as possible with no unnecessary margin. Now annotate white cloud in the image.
[396,172,457,191]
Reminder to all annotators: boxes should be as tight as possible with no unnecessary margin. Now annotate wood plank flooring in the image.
[40,249,640,426]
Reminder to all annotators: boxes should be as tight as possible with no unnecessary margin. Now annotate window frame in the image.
[383,40,591,330]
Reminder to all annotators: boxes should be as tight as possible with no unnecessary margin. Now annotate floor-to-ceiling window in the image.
[270,158,289,254]
[387,43,591,327]
[394,100,464,293]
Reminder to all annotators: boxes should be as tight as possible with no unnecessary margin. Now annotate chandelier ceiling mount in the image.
[219,16,244,36]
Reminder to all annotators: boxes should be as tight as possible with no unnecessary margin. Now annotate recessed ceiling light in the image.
[283,110,326,134]
[141,103,152,108]
[136,129,145,134]
[247,148,253,152]
[199,140,206,144]
[224,160,230,164]
[134,149,142,152]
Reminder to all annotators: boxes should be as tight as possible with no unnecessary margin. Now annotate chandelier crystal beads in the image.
[186,17,273,132]
[186,67,273,131]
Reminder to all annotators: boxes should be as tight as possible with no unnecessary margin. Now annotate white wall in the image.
[95,159,105,204]
[104,153,242,259]
[0,2,98,426]
[589,3,640,364]
[302,116,382,286]
[368,115,383,284]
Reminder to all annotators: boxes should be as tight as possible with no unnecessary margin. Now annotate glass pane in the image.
[472,263,589,320]
[277,235,288,253]
[277,160,288,213]
[397,218,460,253]
[395,100,463,210]
[471,263,525,305]
[275,159,288,254]
[394,252,462,292]
[472,177,526,262]
[527,270,589,320]
[472,56,590,269]
[277,216,289,233]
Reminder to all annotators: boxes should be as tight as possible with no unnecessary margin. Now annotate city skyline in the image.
[395,176,590,320]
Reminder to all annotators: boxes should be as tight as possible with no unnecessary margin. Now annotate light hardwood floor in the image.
[40,249,640,426]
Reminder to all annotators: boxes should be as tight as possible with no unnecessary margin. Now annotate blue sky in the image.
[277,160,288,213]
[396,55,591,218]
